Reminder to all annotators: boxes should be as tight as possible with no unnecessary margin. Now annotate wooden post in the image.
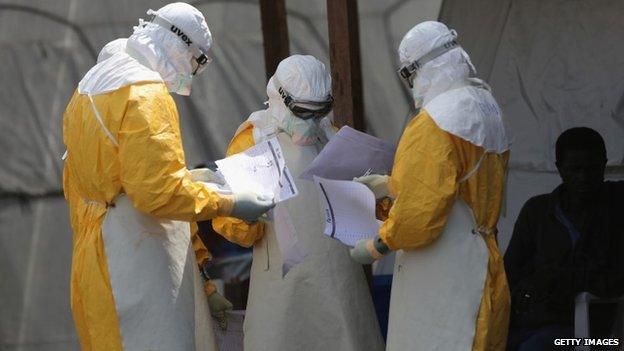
[327,0,372,287]
[326,0,364,130]
[259,0,290,82]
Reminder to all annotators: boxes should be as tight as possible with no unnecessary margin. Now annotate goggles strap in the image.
[148,12,206,60]
[274,78,333,119]
[278,86,332,110]
[278,87,294,109]
[399,39,460,80]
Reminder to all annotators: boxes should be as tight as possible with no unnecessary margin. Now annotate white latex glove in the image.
[190,168,225,185]
[350,238,388,264]
[353,174,390,199]
[230,191,275,222]
[207,291,233,330]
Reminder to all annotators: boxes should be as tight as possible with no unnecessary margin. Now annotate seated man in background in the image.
[505,127,624,350]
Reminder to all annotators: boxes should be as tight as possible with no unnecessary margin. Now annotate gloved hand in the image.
[353,174,390,199]
[350,237,390,264]
[230,191,275,222]
[207,291,233,330]
[190,168,226,185]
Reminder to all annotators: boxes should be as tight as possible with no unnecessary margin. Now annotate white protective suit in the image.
[212,55,385,351]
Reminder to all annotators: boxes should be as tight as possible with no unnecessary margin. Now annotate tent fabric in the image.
[488,0,624,172]
[441,0,624,251]
[2,0,624,350]
[0,197,77,351]
[0,0,444,196]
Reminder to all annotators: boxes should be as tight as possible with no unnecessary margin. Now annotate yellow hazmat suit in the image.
[63,3,234,349]
[379,110,510,350]
[365,20,512,351]
[63,82,232,350]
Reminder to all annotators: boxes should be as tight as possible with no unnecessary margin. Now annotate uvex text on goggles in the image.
[397,33,460,88]
[278,86,334,120]
[148,10,212,75]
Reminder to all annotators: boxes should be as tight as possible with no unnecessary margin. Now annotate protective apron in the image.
[243,131,385,351]
[386,155,489,351]
[83,76,216,350]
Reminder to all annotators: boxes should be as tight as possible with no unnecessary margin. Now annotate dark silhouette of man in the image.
[505,127,624,350]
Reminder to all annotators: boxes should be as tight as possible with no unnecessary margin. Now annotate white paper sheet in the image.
[300,126,396,181]
[313,176,380,247]
[215,137,298,202]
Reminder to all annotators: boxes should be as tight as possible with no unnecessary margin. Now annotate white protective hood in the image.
[125,3,212,96]
[79,2,213,97]
[399,21,510,153]
[234,55,335,143]
[96,38,128,64]
[77,52,163,96]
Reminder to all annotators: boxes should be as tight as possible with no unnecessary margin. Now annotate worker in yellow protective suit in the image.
[62,3,273,350]
[211,55,385,351]
[97,36,235,332]
[350,21,511,350]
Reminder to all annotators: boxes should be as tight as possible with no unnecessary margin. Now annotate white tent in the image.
[1,0,623,349]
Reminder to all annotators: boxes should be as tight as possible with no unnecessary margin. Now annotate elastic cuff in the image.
[366,239,384,260]
[374,237,390,254]
[217,195,235,216]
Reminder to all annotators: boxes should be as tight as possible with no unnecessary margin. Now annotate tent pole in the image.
[327,0,372,286]
[326,0,364,130]
[259,0,290,82]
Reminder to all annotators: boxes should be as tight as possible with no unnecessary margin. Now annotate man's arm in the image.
[378,112,460,251]
[118,85,233,221]
[581,181,624,297]
[211,125,265,247]
[504,199,538,292]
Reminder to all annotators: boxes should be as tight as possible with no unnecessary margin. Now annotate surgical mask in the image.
[167,73,193,96]
[280,113,323,146]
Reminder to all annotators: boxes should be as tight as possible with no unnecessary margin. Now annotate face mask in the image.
[167,73,193,96]
[281,113,323,146]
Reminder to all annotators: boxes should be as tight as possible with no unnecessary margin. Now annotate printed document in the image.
[313,176,380,247]
[216,137,298,202]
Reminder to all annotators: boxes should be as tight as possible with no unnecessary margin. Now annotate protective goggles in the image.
[148,11,212,75]
[397,35,460,88]
[278,86,334,120]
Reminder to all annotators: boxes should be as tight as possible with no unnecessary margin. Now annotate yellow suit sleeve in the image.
[189,222,218,296]
[375,197,393,221]
[190,222,211,265]
[379,112,461,250]
[118,84,234,221]
[211,125,265,248]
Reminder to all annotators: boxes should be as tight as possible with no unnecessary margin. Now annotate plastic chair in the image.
[574,292,624,351]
